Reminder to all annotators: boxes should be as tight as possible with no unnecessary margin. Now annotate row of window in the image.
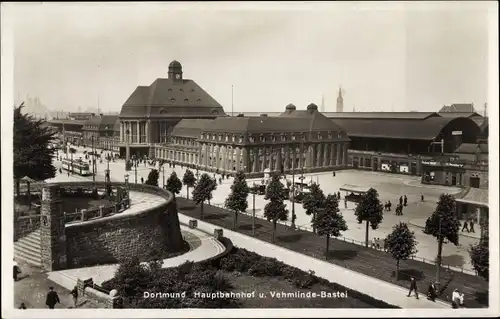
[200,131,345,143]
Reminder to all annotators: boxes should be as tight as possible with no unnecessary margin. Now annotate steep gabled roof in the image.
[171,119,213,138]
[454,143,488,154]
[120,78,226,118]
[439,104,475,113]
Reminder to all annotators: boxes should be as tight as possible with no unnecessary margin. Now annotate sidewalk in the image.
[409,218,481,240]
[177,213,450,309]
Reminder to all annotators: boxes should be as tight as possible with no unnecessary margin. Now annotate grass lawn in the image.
[177,197,489,308]
[225,271,374,308]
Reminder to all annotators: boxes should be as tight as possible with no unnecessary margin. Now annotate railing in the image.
[211,203,478,276]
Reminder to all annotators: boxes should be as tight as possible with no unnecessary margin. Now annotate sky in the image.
[6,1,494,114]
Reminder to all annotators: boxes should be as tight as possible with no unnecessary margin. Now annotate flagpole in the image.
[231,85,234,116]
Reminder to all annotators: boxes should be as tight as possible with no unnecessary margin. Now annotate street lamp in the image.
[161,165,166,188]
[124,173,129,191]
[132,155,138,184]
[251,182,257,236]
[105,155,111,196]
[125,128,131,162]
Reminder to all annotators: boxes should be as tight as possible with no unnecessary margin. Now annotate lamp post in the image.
[132,155,138,184]
[105,155,111,196]
[251,182,257,236]
[161,165,166,188]
[124,174,129,191]
[290,144,297,229]
[91,136,96,182]
[125,128,130,162]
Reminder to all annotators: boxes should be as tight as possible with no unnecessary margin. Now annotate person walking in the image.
[407,277,419,299]
[403,195,408,206]
[344,198,348,209]
[141,177,144,184]
[45,286,60,309]
[70,286,78,308]
[461,219,470,232]
[13,260,21,281]
[387,200,392,212]
[337,191,341,199]
[399,196,403,206]
[469,220,475,233]
[421,194,425,202]
[427,282,437,302]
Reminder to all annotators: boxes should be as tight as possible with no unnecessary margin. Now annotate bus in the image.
[62,158,91,176]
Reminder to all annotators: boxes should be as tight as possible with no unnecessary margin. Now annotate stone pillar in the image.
[146,120,150,144]
[235,147,241,172]
[252,149,258,173]
[242,148,248,173]
[343,144,348,166]
[120,122,124,143]
[336,143,341,166]
[136,121,140,144]
[329,144,334,166]
[40,185,67,271]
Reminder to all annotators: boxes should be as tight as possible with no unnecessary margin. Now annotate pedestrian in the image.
[461,220,469,232]
[70,285,78,308]
[219,177,222,185]
[427,282,437,302]
[45,286,60,309]
[399,196,403,206]
[19,302,27,309]
[469,220,475,233]
[388,200,392,212]
[421,194,424,202]
[407,277,419,299]
[403,195,408,206]
[451,289,464,308]
[344,198,348,209]
[13,260,21,281]
[337,191,340,199]
[141,177,144,184]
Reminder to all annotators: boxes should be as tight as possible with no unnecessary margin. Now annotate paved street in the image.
[58,145,479,272]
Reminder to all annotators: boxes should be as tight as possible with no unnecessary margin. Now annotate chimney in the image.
[306,103,318,114]
[285,103,296,114]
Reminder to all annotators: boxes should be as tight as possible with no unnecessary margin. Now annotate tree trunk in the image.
[186,187,189,200]
[365,220,370,247]
[233,210,237,230]
[436,236,443,291]
[272,221,277,243]
[396,259,400,280]
[15,178,20,197]
[312,211,316,234]
[325,234,330,260]
[200,202,204,219]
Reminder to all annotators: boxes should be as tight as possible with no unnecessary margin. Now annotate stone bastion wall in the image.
[38,182,184,270]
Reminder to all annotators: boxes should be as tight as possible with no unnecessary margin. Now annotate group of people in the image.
[370,237,386,251]
[407,277,465,308]
[460,219,476,233]
[18,286,79,309]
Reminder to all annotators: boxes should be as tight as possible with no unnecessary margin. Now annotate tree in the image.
[224,170,250,230]
[423,194,460,282]
[354,188,384,247]
[14,103,57,196]
[385,222,418,279]
[313,194,348,259]
[264,173,289,243]
[145,169,159,186]
[469,219,489,280]
[182,169,196,200]
[165,171,182,199]
[302,183,325,234]
[192,173,217,220]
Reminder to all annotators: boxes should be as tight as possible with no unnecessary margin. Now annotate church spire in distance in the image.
[336,86,344,112]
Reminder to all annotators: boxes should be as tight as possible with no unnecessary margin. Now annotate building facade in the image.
[154,103,350,177]
[119,60,226,159]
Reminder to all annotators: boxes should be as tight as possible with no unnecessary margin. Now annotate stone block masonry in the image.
[40,185,67,271]
[14,214,41,242]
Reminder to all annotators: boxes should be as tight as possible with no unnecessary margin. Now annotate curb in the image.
[409,219,481,240]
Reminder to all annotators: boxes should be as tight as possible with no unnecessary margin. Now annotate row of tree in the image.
[14,103,488,282]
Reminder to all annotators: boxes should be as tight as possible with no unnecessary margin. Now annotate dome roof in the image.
[285,103,296,110]
[169,60,182,69]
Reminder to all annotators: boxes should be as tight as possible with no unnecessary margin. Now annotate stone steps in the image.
[14,229,42,267]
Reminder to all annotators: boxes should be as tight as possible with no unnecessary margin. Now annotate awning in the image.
[456,188,488,207]
[339,184,369,194]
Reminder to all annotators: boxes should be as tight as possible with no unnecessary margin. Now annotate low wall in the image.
[59,182,183,268]
[14,214,41,241]
[177,214,409,308]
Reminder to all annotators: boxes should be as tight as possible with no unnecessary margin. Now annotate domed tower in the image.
[336,87,343,112]
[168,60,183,82]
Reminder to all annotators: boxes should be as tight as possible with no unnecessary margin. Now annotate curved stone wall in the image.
[39,182,184,270]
